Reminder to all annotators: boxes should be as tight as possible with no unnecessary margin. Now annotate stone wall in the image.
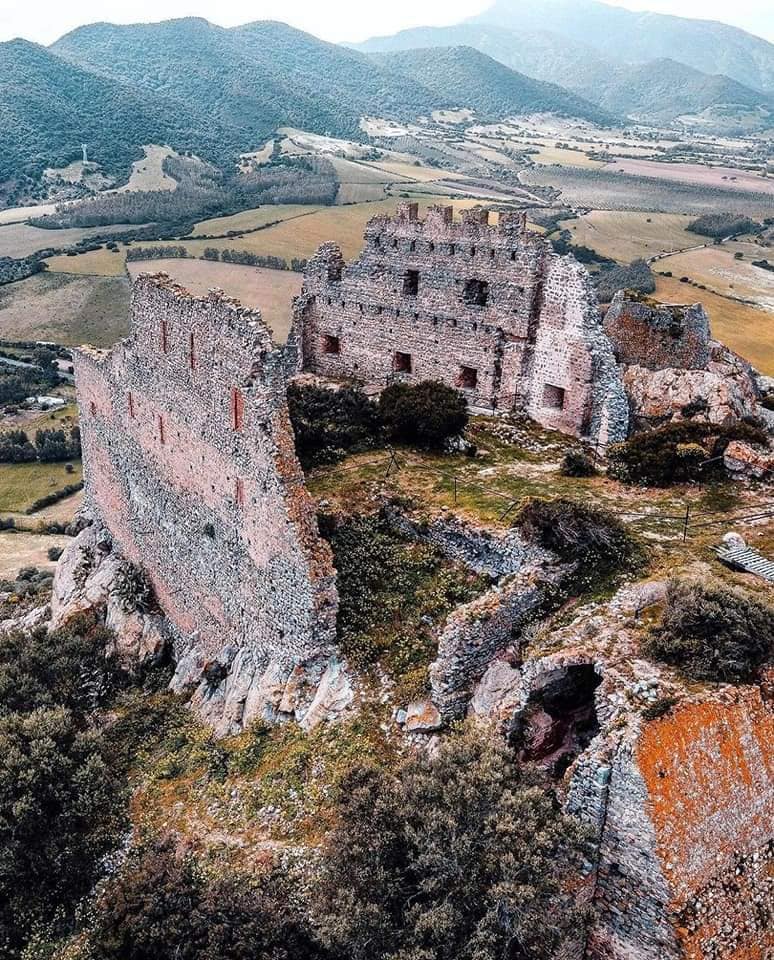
[293,203,628,446]
[603,292,711,371]
[73,274,338,733]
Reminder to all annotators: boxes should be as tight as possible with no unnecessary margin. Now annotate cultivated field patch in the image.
[0,460,83,514]
[523,166,774,217]
[0,530,72,579]
[559,210,698,262]
[190,204,321,237]
[654,274,774,375]
[603,159,774,195]
[0,221,136,259]
[0,273,130,346]
[529,145,605,169]
[126,259,302,342]
[656,242,774,310]
[117,144,178,192]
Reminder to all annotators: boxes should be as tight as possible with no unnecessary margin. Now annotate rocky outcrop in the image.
[723,439,774,479]
[623,342,761,428]
[51,519,353,737]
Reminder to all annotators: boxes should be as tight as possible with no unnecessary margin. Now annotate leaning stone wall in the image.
[74,274,338,730]
[295,202,628,445]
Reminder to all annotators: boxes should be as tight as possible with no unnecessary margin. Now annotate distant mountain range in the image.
[0,17,609,192]
[356,0,774,129]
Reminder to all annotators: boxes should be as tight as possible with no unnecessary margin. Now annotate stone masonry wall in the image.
[74,274,338,730]
[293,203,628,446]
[603,291,711,371]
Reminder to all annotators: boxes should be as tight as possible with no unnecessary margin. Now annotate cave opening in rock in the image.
[510,664,601,777]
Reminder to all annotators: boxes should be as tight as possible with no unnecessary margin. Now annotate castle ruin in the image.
[292,202,629,446]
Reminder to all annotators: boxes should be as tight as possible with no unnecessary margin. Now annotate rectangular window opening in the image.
[189,332,196,370]
[235,477,245,507]
[158,414,165,445]
[393,351,412,374]
[458,366,478,389]
[543,384,566,410]
[322,334,341,355]
[161,320,168,354]
[231,387,244,431]
[464,278,489,307]
[127,392,135,419]
[403,269,419,296]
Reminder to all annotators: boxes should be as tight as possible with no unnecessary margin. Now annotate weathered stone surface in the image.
[622,343,760,427]
[293,202,628,446]
[723,439,774,479]
[72,275,340,733]
[404,698,443,732]
[604,292,710,371]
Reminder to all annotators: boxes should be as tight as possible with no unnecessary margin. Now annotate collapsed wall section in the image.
[74,275,338,716]
[293,202,628,445]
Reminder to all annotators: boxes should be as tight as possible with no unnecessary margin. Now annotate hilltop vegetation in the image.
[372,46,614,124]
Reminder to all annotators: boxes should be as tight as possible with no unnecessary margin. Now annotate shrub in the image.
[516,497,638,575]
[608,421,768,486]
[560,448,596,477]
[644,579,774,684]
[85,836,321,960]
[594,258,655,303]
[311,727,586,960]
[0,611,124,716]
[112,560,156,614]
[46,545,63,561]
[288,382,380,468]
[0,707,127,957]
[378,380,468,449]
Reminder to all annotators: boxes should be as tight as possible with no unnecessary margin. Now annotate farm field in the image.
[51,197,493,275]
[363,159,465,182]
[0,221,136,259]
[0,273,130,346]
[522,165,774,217]
[559,211,698,262]
[656,242,774,310]
[0,530,72,579]
[654,274,774,375]
[0,461,83,514]
[193,204,320,237]
[603,159,774,194]
[126,260,302,342]
[117,145,177,192]
[528,145,604,169]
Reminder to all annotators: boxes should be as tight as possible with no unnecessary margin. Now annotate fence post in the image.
[682,503,691,542]
[453,475,458,504]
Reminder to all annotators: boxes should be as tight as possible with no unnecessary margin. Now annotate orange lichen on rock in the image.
[637,690,773,959]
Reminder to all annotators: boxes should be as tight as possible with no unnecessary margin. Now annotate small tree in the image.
[378,380,468,449]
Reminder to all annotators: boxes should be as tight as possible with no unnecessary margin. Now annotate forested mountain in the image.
[373,46,614,124]
[0,39,210,183]
[469,0,774,94]
[0,17,616,196]
[357,19,774,128]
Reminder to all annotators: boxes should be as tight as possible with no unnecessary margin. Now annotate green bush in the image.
[85,836,322,960]
[310,727,586,960]
[378,380,468,449]
[0,707,127,957]
[288,382,380,468]
[608,421,768,486]
[560,448,596,477]
[516,497,638,575]
[0,611,124,717]
[644,579,774,684]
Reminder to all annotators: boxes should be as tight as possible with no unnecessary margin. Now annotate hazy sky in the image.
[0,0,772,46]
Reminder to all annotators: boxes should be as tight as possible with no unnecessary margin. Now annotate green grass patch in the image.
[0,460,83,513]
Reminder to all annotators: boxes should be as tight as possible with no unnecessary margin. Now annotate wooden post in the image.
[453,475,458,504]
[682,503,691,542]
